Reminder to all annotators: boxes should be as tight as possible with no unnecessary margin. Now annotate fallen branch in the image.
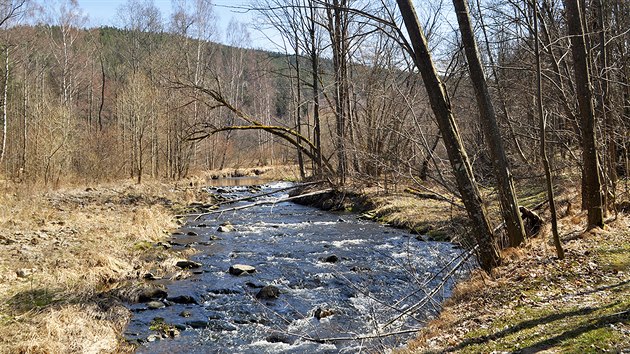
[285,327,423,344]
[191,189,334,220]
[380,245,478,329]
[212,181,326,207]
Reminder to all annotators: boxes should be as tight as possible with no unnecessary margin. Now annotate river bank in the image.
[0,180,211,353]
[399,213,630,353]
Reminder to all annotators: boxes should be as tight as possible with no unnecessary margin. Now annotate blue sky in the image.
[75,0,276,49]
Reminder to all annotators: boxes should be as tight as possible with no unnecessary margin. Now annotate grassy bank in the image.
[398,204,630,352]
[0,180,213,353]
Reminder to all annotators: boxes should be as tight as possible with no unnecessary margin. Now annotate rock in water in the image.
[138,288,168,302]
[147,301,166,309]
[228,264,256,276]
[167,295,198,304]
[255,285,280,300]
[217,222,235,232]
[323,254,339,263]
[175,260,202,269]
[314,307,335,320]
[266,333,291,344]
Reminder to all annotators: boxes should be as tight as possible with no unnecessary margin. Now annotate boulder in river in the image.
[138,287,168,302]
[314,307,335,320]
[323,254,339,263]
[186,320,209,329]
[266,333,292,344]
[147,301,166,309]
[175,260,202,269]
[167,295,198,304]
[217,222,235,233]
[255,285,280,300]
[228,264,256,276]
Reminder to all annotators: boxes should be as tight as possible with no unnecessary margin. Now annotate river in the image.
[124,181,471,353]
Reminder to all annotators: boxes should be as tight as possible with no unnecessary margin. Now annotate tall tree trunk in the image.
[294,32,306,179]
[453,0,527,247]
[310,2,323,176]
[396,0,501,272]
[21,62,27,176]
[329,0,348,185]
[534,0,564,259]
[595,0,616,214]
[564,0,604,228]
[0,46,8,165]
[98,57,105,131]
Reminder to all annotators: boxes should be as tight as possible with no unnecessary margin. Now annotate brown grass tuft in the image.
[0,178,191,353]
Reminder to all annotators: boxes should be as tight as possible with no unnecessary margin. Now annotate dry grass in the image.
[369,193,467,242]
[199,165,301,182]
[0,179,200,354]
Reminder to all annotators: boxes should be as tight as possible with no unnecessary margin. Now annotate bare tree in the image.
[0,0,27,165]
[533,0,563,259]
[563,0,604,228]
[396,0,501,271]
[452,0,527,247]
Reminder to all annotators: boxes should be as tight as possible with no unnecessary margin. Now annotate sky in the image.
[74,0,278,50]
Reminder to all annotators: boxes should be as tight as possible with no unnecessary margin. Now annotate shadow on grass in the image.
[445,302,619,352]
[6,288,62,314]
[545,279,630,302]
[5,285,124,316]
[517,309,630,353]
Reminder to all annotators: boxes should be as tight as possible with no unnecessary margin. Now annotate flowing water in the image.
[125,181,471,353]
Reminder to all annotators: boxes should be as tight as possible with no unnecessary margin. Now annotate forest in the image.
[0,0,628,352]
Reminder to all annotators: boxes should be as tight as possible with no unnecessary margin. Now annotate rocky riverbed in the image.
[125,182,472,353]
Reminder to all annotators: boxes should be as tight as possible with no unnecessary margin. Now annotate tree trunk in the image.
[329,0,349,185]
[534,0,564,259]
[0,46,8,165]
[453,0,527,247]
[310,2,323,176]
[98,57,105,131]
[564,0,604,228]
[294,32,306,179]
[396,0,501,272]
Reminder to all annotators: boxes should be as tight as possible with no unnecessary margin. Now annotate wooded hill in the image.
[0,24,308,184]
